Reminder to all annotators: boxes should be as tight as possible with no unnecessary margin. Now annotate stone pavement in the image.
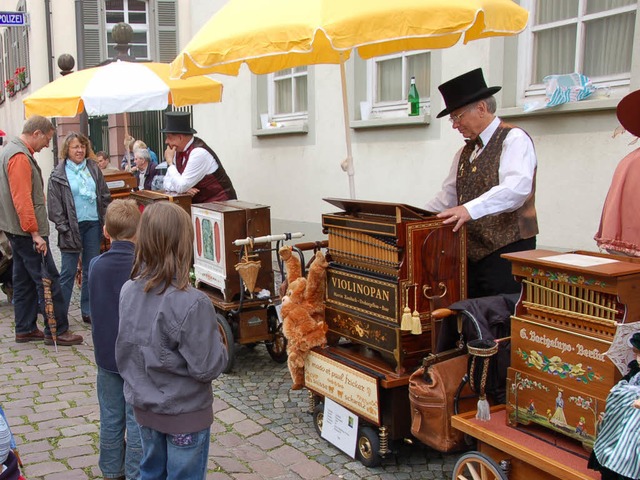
[0,252,460,480]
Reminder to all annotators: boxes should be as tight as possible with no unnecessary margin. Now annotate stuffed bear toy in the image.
[279,246,328,323]
[279,246,329,389]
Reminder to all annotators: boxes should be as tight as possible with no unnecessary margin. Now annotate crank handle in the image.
[423,282,447,300]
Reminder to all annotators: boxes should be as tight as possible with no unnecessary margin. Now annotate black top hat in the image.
[617,89,640,138]
[436,68,502,118]
[160,112,197,135]
[628,332,640,350]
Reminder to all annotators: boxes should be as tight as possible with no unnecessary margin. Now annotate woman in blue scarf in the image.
[48,132,111,326]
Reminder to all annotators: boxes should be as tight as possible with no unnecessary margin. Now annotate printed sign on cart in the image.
[321,397,358,458]
[305,350,379,424]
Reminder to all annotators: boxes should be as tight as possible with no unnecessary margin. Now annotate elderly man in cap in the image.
[161,112,237,203]
[425,68,538,298]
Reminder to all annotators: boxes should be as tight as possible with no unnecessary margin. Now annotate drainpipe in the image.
[44,0,59,163]
[74,0,88,136]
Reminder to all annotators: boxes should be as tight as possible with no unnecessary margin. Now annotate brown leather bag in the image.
[408,353,475,452]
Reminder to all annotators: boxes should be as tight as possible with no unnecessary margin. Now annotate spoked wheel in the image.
[356,425,381,468]
[266,306,287,363]
[452,452,508,480]
[312,402,324,437]
[216,313,235,374]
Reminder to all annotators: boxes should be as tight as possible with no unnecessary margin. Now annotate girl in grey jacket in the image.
[116,201,227,480]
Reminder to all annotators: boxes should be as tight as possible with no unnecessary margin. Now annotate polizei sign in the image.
[0,12,27,26]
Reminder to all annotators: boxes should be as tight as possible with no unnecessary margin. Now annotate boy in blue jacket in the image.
[88,199,141,480]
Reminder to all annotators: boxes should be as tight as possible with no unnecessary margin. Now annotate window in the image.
[268,67,308,122]
[105,0,150,60]
[518,0,637,97]
[0,36,5,104]
[2,0,30,95]
[367,51,430,118]
[79,0,177,68]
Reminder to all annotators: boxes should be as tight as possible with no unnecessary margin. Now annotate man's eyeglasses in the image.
[448,106,474,124]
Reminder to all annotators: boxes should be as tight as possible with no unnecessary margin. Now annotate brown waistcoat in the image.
[176,137,237,203]
[456,122,538,262]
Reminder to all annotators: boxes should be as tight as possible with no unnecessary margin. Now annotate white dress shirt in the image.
[424,116,537,220]
[163,137,219,193]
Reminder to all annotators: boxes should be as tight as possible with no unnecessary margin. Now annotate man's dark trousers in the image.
[6,233,69,336]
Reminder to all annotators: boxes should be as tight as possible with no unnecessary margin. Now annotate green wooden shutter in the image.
[80,0,104,68]
[155,0,177,63]
[0,38,5,104]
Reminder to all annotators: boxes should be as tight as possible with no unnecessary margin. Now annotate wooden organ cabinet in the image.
[103,171,137,199]
[322,198,466,374]
[503,249,640,448]
[191,200,272,302]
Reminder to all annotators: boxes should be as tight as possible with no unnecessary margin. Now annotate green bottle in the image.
[408,76,420,116]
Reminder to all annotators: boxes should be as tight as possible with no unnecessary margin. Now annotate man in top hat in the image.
[161,112,237,203]
[425,68,538,298]
[594,89,640,257]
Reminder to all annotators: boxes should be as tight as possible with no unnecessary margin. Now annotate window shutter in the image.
[80,0,104,68]
[0,38,5,104]
[155,0,177,63]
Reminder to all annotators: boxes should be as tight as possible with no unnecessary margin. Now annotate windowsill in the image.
[351,114,430,130]
[500,96,619,119]
[254,124,309,137]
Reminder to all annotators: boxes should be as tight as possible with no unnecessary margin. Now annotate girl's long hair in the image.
[131,202,193,293]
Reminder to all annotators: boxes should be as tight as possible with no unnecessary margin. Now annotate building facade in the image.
[1,0,639,251]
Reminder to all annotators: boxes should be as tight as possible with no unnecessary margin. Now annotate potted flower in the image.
[4,78,15,97]
[14,66,26,88]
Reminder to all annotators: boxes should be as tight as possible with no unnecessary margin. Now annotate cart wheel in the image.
[312,402,324,437]
[216,313,235,373]
[266,306,288,363]
[452,451,508,480]
[356,425,381,468]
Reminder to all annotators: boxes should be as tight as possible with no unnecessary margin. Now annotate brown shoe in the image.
[15,328,45,343]
[44,331,83,346]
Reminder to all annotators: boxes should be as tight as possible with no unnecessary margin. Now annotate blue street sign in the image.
[0,12,27,26]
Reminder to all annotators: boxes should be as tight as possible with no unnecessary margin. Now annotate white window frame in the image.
[366,50,430,119]
[105,0,151,60]
[267,67,308,125]
[517,0,638,101]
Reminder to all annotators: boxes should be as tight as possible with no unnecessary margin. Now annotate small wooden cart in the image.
[451,406,598,480]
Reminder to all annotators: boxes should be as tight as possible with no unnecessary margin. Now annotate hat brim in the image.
[436,86,502,118]
[617,90,640,138]
[160,127,197,134]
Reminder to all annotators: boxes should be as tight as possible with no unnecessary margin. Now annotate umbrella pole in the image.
[338,52,356,199]
[123,113,131,172]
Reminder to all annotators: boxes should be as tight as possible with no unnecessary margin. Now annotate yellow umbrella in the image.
[170,0,529,198]
[23,61,223,118]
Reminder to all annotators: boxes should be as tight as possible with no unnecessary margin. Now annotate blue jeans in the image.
[139,426,210,480]
[97,367,142,480]
[6,233,69,336]
[60,221,101,317]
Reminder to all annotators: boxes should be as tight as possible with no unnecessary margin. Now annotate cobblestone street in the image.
[0,245,459,480]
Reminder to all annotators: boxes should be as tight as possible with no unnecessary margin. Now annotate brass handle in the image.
[423,282,447,300]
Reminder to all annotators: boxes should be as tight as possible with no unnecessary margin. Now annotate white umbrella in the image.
[605,322,640,376]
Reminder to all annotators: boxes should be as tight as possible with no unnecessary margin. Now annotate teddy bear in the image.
[279,246,329,389]
[279,246,328,324]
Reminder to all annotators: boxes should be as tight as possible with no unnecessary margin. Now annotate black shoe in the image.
[82,315,91,324]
